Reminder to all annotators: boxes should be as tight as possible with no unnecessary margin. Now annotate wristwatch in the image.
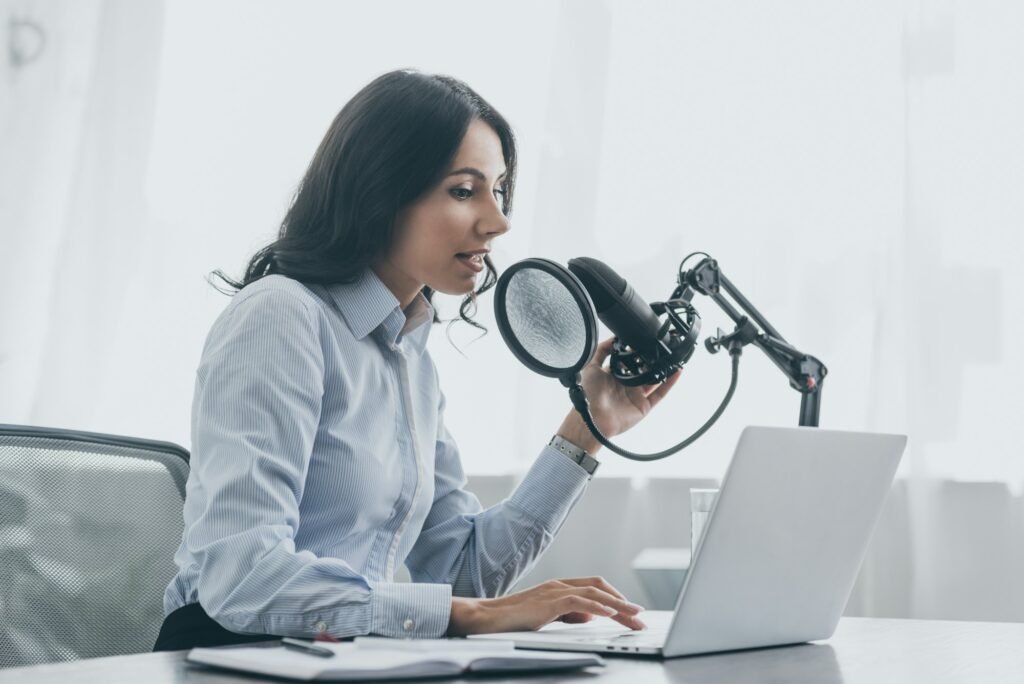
[549,434,600,476]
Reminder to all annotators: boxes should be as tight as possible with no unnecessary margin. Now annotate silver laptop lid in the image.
[664,426,906,657]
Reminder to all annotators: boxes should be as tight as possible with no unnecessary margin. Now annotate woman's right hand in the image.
[446,577,646,636]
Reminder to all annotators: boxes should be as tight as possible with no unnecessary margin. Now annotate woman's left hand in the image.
[556,337,681,454]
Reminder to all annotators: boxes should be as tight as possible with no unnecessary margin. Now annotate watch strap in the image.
[549,434,600,476]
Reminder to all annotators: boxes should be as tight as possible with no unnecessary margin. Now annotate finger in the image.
[557,593,646,631]
[558,612,594,624]
[611,612,648,631]
[645,369,682,409]
[556,586,643,616]
[556,595,619,620]
[640,368,681,395]
[590,337,615,367]
[557,576,629,603]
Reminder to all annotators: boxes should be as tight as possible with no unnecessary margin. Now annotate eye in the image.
[450,187,473,200]
[493,188,506,201]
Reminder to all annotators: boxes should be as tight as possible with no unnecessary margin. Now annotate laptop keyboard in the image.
[544,626,667,647]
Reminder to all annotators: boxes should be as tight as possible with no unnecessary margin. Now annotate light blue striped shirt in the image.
[163,271,592,639]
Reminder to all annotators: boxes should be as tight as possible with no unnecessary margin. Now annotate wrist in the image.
[447,597,484,636]
[557,412,601,455]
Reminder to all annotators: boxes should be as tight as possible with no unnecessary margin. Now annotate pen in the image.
[281,637,335,658]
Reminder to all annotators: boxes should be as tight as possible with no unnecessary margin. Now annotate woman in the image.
[154,69,680,650]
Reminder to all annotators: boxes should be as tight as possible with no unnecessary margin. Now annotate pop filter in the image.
[493,258,598,387]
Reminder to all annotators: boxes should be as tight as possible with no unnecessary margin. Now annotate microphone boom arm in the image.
[679,257,827,427]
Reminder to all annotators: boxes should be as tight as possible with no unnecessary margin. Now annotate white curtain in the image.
[0,0,165,431]
[849,0,1024,622]
[3,0,1022,621]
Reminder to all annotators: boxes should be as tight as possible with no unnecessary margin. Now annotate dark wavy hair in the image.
[213,69,517,331]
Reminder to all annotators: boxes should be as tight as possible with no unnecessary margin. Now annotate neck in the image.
[371,262,421,310]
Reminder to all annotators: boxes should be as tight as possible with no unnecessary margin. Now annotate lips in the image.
[455,252,485,273]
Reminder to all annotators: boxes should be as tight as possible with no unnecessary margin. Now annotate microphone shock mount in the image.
[609,298,701,386]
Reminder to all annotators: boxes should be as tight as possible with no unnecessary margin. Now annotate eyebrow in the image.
[446,167,508,182]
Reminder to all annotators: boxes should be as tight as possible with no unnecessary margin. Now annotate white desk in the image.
[1,617,1022,683]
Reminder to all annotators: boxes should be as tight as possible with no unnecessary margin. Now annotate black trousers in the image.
[153,603,275,651]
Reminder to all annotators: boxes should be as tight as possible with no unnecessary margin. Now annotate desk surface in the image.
[2,617,1023,683]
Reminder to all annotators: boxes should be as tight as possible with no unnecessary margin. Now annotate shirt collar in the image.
[327,270,434,354]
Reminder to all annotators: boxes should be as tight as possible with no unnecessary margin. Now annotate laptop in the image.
[469,426,906,658]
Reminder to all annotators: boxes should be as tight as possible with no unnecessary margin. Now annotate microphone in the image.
[567,257,699,385]
[494,251,825,460]
[567,258,664,359]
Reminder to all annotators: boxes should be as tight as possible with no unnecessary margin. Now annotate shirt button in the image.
[403,618,415,632]
[315,621,328,633]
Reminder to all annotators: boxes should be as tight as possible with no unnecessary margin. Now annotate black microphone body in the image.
[568,257,698,384]
[567,257,665,360]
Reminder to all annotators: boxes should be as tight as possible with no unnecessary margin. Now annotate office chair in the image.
[0,424,189,667]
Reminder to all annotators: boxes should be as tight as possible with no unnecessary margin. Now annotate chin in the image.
[428,279,478,297]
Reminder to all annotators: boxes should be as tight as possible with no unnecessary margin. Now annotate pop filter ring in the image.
[494,258,599,383]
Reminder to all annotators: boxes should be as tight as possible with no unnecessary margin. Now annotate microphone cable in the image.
[567,344,741,462]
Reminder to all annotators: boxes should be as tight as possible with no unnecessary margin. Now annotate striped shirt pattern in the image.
[163,271,591,639]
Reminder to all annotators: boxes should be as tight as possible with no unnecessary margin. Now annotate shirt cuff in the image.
[368,581,452,638]
[507,446,591,531]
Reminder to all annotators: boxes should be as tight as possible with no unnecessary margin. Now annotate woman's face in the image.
[375,119,510,308]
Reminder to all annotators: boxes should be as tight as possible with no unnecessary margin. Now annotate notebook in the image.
[187,638,603,681]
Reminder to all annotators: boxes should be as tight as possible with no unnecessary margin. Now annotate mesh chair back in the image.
[0,425,189,667]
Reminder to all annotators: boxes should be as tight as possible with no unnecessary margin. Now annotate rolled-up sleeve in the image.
[182,288,451,638]
[404,390,591,597]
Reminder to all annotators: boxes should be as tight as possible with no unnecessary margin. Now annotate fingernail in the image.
[627,602,645,612]
[601,606,618,616]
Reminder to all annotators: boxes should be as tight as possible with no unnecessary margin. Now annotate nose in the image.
[479,197,511,237]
